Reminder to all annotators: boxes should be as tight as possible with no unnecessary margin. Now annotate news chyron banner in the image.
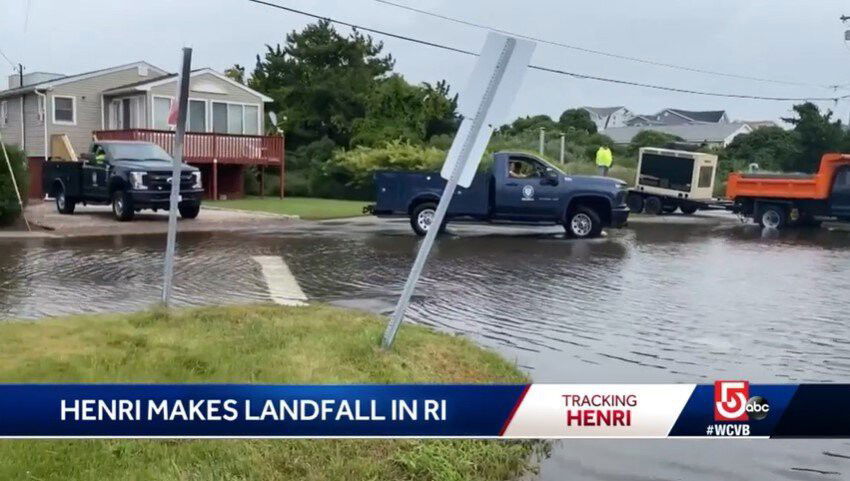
[0,383,848,438]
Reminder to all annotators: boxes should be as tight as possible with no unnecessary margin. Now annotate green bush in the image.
[328,140,446,192]
[0,143,28,226]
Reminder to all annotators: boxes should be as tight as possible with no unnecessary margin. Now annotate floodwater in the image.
[2,216,850,479]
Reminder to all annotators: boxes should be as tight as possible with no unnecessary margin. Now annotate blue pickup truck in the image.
[371,151,629,238]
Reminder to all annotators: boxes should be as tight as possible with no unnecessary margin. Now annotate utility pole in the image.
[538,127,546,155]
[559,133,565,164]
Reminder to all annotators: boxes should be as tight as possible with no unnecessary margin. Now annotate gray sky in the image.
[2,0,850,126]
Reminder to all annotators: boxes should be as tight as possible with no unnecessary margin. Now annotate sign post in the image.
[382,33,535,349]
[161,47,192,306]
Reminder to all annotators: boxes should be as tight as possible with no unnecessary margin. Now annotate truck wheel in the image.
[55,185,75,214]
[179,203,201,219]
[410,202,445,237]
[112,190,135,222]
[644,196,663,215]
[626,192,644,214]
[758,205,786,230]
[565,206,603,239]
[680,204,699,215]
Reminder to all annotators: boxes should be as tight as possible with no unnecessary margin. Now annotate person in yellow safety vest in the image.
[93,146,106,165]
[595,146,613,176]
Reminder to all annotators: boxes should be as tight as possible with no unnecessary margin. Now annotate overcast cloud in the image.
[2,0,849,125]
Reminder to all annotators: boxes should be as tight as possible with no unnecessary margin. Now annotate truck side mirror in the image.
[543,169,559,185]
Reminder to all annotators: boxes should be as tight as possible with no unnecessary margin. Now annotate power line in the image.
[375,0,836,90]
[245,0,850,103]
[0,47,16,69]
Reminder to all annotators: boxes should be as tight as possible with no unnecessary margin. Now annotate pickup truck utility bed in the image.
[371,151,629,238]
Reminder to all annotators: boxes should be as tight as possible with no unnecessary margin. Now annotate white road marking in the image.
[251,256,308,306]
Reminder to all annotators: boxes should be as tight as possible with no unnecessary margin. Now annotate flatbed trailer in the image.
[726,153,850,229]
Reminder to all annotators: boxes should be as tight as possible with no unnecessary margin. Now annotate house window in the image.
[37,95,45,123]
[188,100,207,132]
[153,96,172,130]
[53,96,76,125]
[212,102,228,133]
[212,102,260,135]
[244,105,259,135]
[0,101,7,127]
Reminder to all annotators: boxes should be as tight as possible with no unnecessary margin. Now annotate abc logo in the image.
[745,396,770,421]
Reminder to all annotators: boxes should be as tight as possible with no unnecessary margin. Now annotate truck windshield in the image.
[105,143,173,162]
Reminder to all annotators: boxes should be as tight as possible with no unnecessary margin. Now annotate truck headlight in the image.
[192,171,202,189]
[130,171,147,190]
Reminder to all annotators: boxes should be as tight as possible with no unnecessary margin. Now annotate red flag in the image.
[166,97,178,127]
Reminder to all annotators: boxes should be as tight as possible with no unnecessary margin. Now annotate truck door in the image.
[493,155,562,220]
[82,144,109,200]
[829,166,850,219]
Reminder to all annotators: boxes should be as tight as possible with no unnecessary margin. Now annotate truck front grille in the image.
[144,171,195,191]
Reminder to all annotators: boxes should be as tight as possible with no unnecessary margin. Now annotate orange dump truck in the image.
[726,153,850,229]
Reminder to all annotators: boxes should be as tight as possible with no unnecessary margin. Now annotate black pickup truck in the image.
[42,141,204,221]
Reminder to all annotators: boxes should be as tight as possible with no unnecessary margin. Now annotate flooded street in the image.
[2,216,850,479]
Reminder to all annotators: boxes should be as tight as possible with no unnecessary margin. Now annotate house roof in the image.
[0,61,166,98]
[664,109,727,123]
[581,106,626,117]
[103,68,273,102]
[602,122,751,145]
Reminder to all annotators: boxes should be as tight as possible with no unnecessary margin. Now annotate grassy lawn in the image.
[208,196,368,220]
[0,304,544,481]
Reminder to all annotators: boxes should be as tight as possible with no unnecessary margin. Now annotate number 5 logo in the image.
[714,380,749,421]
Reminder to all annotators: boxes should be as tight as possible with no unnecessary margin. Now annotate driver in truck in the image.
[93,146,106,165]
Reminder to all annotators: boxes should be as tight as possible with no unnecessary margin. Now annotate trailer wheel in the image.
[626,192,644,213]
[644,196,663,216]
[758,205,786,230]
[565,206,603,239]
[54,184,76,215]
[680,204,699,215]
[410,202,445,236]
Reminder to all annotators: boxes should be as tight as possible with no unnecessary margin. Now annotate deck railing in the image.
[94,129,284,165]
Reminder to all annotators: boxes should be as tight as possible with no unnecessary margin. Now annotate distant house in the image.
[581,106,633,130]
[626,108,729,127]
[602,122,752,148]
[0,61,282,200]
[742,120,779,130]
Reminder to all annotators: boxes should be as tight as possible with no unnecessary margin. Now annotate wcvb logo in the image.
[714,381,749,421]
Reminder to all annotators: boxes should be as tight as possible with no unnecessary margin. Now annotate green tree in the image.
[249,20,395,150]
[628,130,683,155]
[0,143,28,226]
[722,126,799,172]
[350,75,458,147]
[498,115,559,136]
[558,109,597,134]
[782,102,845,172]
[224,64,246,84]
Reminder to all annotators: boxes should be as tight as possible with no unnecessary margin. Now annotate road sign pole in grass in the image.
[382,33,535,349]
[161,47,192,306]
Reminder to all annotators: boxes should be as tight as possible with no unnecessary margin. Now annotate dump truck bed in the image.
[726,154,850,201]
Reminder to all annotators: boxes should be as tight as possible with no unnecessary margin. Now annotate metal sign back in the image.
[441,33,535,188]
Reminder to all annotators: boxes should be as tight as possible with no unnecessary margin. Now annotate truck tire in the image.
[112,190,135,222]
[644,196,663,216]
[626,192,644,214]
[565,206,603,239]
[410,202,445,236]
[179,203,201,219]
[680,204,699,215]
[758,204,786,230]
[55,185,76,215]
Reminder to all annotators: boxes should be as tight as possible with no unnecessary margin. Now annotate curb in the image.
[201,206,300,220]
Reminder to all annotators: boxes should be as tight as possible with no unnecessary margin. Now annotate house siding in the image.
[48,66,160,157]
[0,96,23,151]
[23,93,45,156]
[147,73,265,132]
